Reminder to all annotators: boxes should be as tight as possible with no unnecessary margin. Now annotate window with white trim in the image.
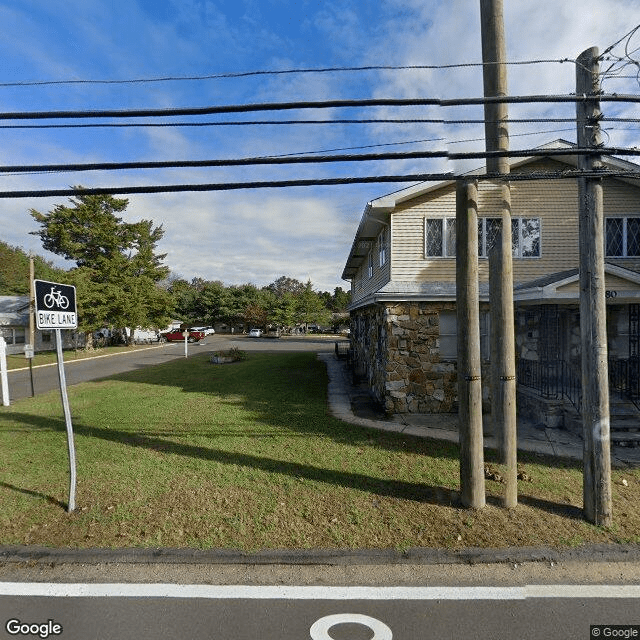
[478,217,541,258]
[378,227,388,267]
[606,217,640,257]
[425,217,540,258]
[425,218,456,257]
[439,311,491,361]
[367,251,374,278]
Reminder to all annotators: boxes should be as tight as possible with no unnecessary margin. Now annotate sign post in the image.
[34,280,78,512]
[0,336,9,407]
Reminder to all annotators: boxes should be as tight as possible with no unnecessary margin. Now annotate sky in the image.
[0,0,638,292]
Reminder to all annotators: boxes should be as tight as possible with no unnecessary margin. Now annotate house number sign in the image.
[605,290,618,298]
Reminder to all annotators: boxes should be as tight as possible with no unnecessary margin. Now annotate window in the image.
[426,217,540,259]
[367,252,374,279]
[425,218,456,257]
[514,217,541,258]
[378,227,388,267]
[439,312,458,359]
[606,217,640,257]
[478,217,540,258]
[439,311,491,361]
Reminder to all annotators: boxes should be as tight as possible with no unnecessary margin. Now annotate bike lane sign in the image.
[34,280,77,330]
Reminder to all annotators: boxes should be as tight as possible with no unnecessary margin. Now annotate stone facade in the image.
[351,301,461,414]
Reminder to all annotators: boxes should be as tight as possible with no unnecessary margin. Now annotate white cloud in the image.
[1,0,639,294]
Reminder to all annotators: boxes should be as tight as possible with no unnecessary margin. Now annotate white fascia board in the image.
[604,263,640,284]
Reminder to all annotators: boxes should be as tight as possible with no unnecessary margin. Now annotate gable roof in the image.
[0,295,30,326]
[514,263,640,303]
[341,140,640,280]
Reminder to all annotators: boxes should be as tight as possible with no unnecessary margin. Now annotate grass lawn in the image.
[0,351,639,551]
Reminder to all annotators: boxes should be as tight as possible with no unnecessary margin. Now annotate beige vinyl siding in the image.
[603,178,640,272]
[391,183,457,282]
[351,232,391,305]
[389,159,640,287]
[558,273,639,294]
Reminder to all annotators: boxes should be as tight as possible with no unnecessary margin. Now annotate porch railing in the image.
[608,357,640,409]
[517,359,581,412]
[519,357,640,413]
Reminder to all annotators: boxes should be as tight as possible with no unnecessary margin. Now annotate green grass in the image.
[1,351,639,550]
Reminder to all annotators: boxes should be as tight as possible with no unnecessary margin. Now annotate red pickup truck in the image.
[162,328,206,343]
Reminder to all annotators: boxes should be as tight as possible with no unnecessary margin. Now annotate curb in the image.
[2,544,640,566]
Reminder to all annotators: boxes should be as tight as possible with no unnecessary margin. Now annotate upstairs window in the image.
[425,218,456,257]
[367,251,374,279]
[425,217,540,258]
[479,217,540,258]
[378,227,388,267]
[606,217,640,257]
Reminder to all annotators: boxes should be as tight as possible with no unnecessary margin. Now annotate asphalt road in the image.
[5,335,338,401]
[1,581,640,640]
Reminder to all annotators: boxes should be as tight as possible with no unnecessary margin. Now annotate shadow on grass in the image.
[3,411,460,510]
[0,481,67,510]
[97,352,463,462]
[4,352,589,519]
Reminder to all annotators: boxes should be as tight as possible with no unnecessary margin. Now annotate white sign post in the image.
[0,336,9,407]
[34,280,78,512]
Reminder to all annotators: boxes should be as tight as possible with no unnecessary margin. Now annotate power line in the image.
[0,116,580,129]
[1,94,639,121]
[1,168,638,199]
[3,146,639,176]
[0,59,576,88]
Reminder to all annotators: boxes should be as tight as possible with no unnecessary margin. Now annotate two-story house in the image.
[341,141,640,432]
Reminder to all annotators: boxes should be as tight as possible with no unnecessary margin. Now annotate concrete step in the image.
[610,431,640,447]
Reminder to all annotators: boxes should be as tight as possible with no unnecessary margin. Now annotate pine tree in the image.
[30,191,174,341]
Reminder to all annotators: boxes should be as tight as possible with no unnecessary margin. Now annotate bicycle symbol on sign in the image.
[43,286,70,310]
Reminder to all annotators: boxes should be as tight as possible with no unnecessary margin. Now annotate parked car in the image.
[248,328,262,338]
[191,326,215,335]
[162,328,205,343]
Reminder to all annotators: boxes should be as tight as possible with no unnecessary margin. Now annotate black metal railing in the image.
[608,357,640,409]
[517,359,581,412]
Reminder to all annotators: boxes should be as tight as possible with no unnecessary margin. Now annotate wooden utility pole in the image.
[480,0,517,507]
[456,180,485,509]
[576,47,612,526]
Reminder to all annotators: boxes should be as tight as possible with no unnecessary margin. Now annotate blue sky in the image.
[0,0,638,291]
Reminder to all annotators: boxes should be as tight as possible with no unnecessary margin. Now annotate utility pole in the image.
[456,180,485,509]
[480,0,517,507]
[576,47,612,526]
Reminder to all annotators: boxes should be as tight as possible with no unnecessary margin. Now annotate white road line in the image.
[7,344,169,372]
[1,584,639,599]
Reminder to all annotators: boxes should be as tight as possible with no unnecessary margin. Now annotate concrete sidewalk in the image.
[318,353,640,468]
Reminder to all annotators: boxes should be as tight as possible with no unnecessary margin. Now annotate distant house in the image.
[0,295,81,355]
[341,141,640,432]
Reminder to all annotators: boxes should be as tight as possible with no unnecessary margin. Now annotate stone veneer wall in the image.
[351,301,461,414]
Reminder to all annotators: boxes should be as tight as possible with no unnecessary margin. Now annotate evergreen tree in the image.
[30,191,173,341]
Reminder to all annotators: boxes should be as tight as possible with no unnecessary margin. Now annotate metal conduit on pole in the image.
[480,0,518,508]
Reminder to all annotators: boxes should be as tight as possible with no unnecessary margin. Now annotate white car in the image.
[192,326,215,335]
[248,328,262,338]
